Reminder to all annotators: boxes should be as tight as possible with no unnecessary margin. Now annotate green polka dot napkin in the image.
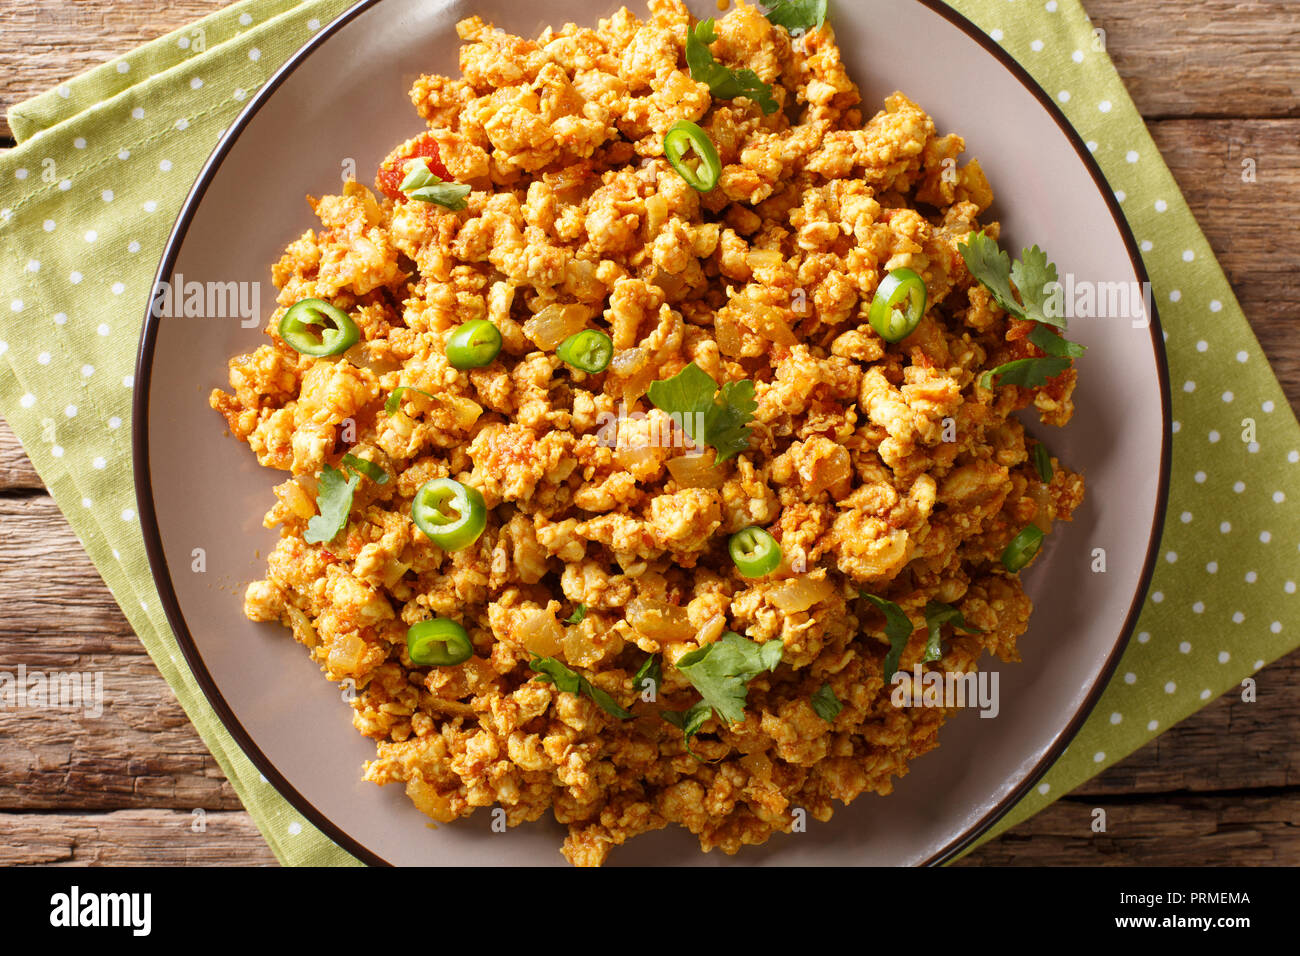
[0,0,1295,866]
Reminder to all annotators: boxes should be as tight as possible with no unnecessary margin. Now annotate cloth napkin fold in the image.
[0,0,1296,866]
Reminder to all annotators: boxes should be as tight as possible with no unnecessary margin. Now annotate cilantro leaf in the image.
[922,601,983,663]
[646,362,716,439]
[565,603,587,625]
[1032,441,1054,483]
[341,452,389,484]
[959,235,1082,390]
[958,232,1021,319]
[633,654,661,697]
[979,357,1072,390]
[384,385,437,415]
[761,0,828,35]
[708,380,758,463]
[675,631,783,725]
[685,19,780,115]
[1009,245,1059,324]
[530,655,632,719]
[304,463,360,545]
[1027,324,1086,359]
[581,683,631,720]
[399,158,471,210]
[661,700,715,760]
[810,682,842,721]
[646,362,756,464]
[530,655,581,694]
[861,594,915,682]
[661,700,712,738]
[957,232,1067,330]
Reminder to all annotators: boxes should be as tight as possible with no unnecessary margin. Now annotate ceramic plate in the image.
[134,0,1171,866]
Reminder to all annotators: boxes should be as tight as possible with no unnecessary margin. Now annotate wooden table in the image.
[1,0,1297,866]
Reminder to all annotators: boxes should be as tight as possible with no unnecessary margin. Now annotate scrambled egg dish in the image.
[211,0,1085,865]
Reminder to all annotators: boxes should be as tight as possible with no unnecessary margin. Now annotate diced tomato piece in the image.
[1005,318,1034,341]
[1041,368,1074,401]
[377,133,452,201]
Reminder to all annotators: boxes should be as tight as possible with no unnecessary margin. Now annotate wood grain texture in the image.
[0,495,140,647]
[0,810,278,865]
[0,419,43,489]
[1085,0,1300,120]
[0,495,247,810]
[958,792,1300,865]
[1,0,1299,139]
[1149,118,1300,404]
[1,793,1295,865]
[1077,650,1300,795]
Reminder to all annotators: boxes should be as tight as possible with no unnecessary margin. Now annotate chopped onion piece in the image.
[327,632,366,673]
[626,596,696,642]
[768,576,834,613]
[562,625,604,669]
[609,346,646,376]
[523,303,591,351]
[516,608,564,657]
[666,453,724,489]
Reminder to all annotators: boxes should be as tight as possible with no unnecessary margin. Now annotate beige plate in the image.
[134,0,1171,865]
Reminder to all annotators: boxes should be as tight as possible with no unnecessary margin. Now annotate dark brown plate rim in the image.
[133,0,1172,868]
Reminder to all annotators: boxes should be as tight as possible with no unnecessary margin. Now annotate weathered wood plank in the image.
[0,656,245,812]
[1085,0,1300,120]
[1079,648,1300,795]
[0,810,278,865]
[962,791,1300,865]
[1,792,1296,866]
[0,495,243,809]
[0,0,1298,141]
[0,495,141,648]
[0,419,43,490]
[1148,118,1300,405]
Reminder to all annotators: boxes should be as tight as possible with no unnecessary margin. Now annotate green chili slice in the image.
[399,158,472,211]
[411,477,486,551]
[406,617,473,666]
[868,268,927,343]
[1001,525,1045,572]
[278,298,360,357]
[664,120,722,192]
[446,319,502,370]
[556,329,613,373]
[1032,442,1053,483]
[729,526,781,578]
